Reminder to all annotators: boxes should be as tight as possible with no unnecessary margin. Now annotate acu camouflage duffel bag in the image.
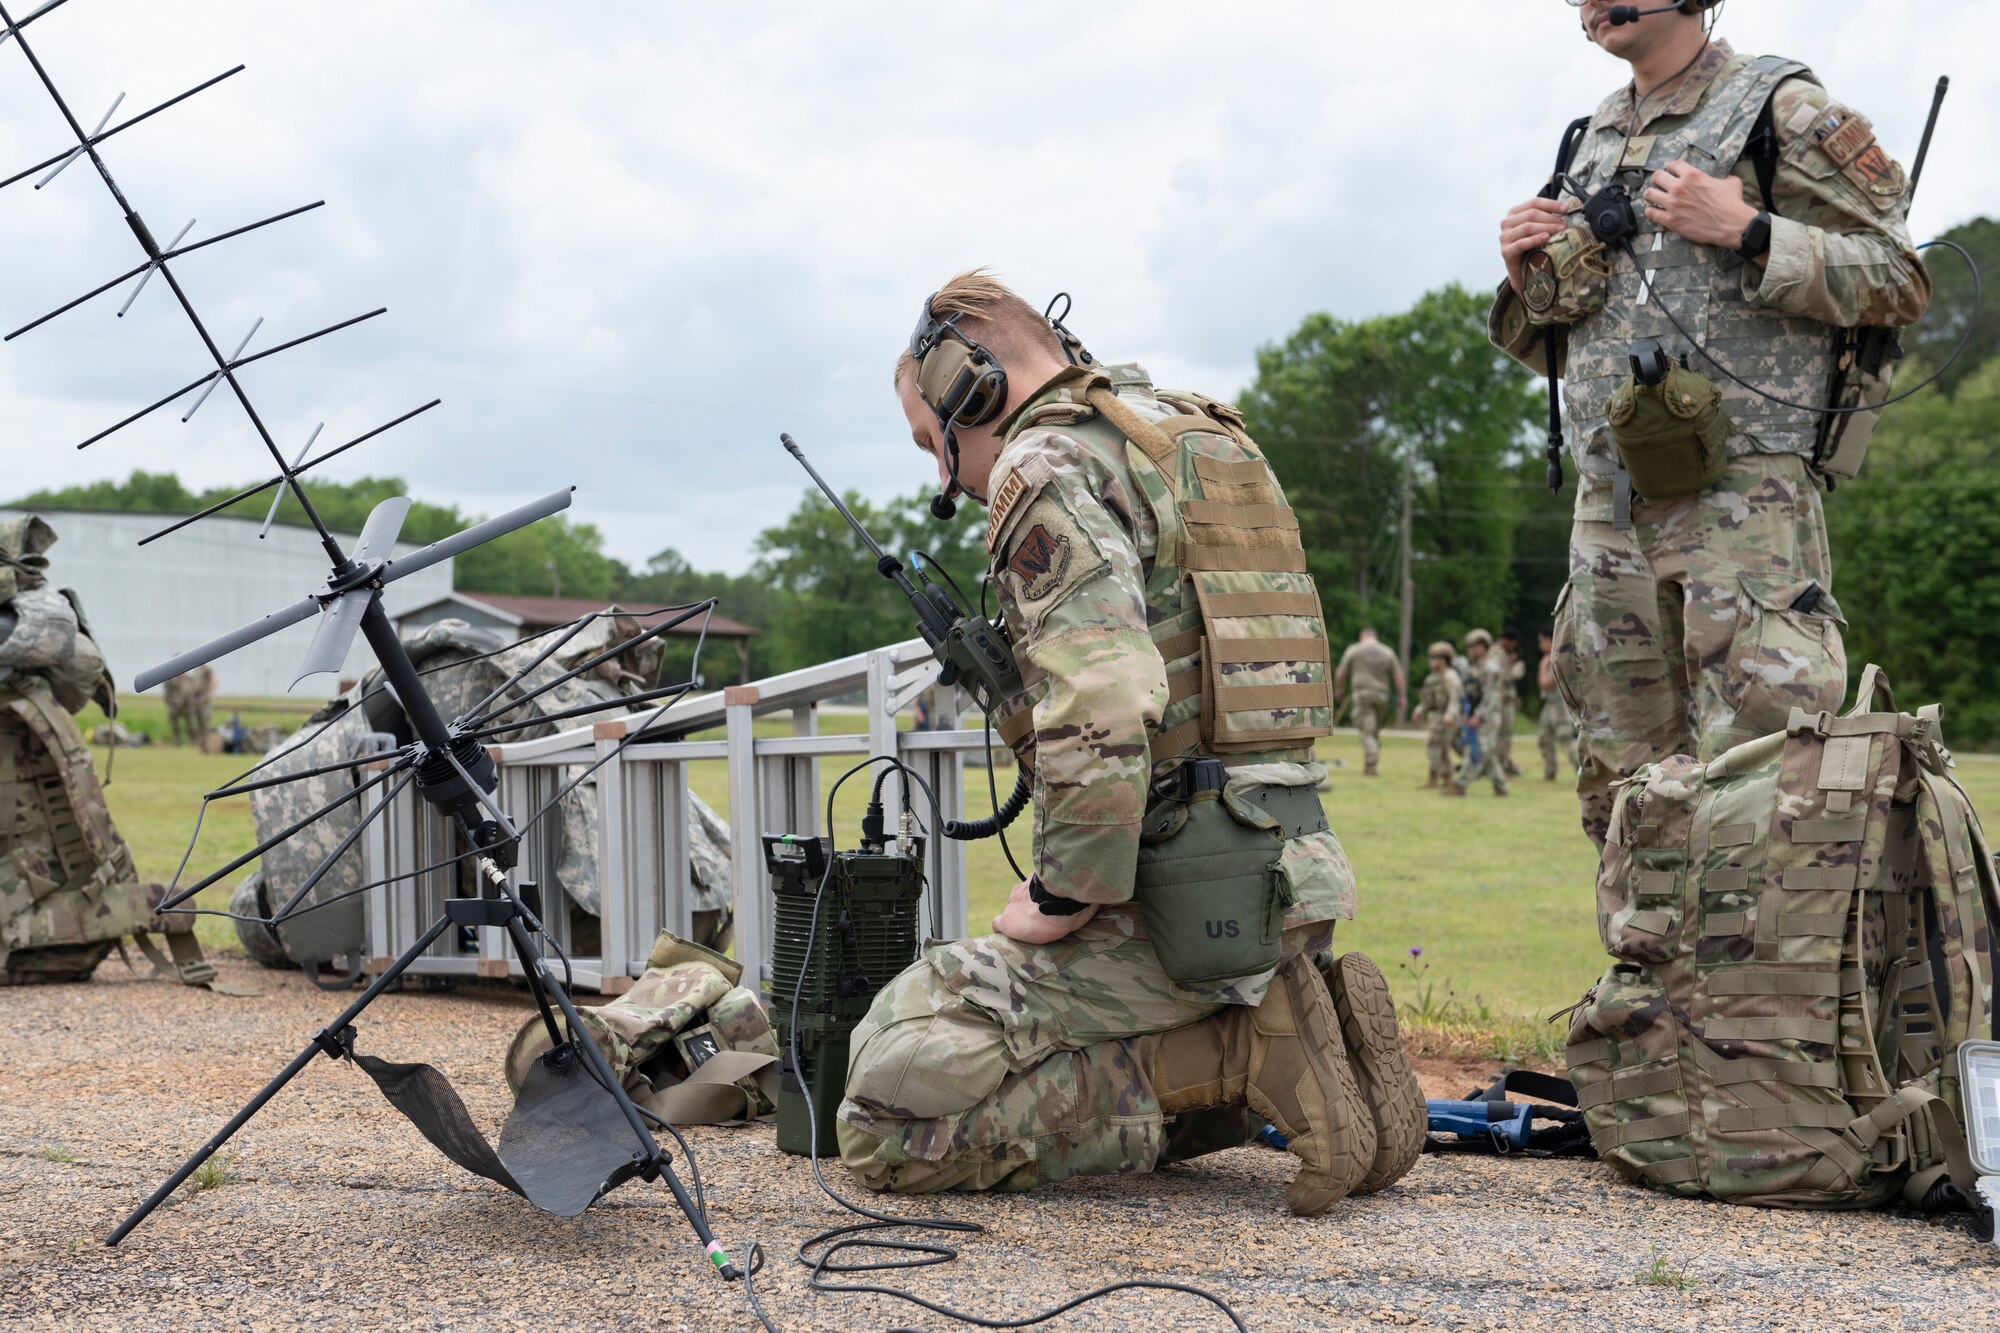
[1564,665,1999,1208]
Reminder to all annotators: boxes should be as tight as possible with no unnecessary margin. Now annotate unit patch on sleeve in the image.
[1008,524,1071,601]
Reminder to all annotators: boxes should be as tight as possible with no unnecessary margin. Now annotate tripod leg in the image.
[105,914,455,1246]
[502,917,741,1280]
[511,923,568,1050]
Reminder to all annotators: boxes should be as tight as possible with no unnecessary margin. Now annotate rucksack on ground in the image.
[1564,665,1998,1208]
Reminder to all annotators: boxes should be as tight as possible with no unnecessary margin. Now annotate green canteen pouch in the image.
[1134,786,1291,985]
[1606,364,1732,500]
[1520,226,1611,325]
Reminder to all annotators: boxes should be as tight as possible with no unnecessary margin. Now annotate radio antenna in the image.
[0,0,743,1281]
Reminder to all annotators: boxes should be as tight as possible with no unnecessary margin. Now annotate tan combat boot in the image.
[1320,952,1424,1193]
[1147,954,1373,1214]
[1440,780,1466,797]
[1420,772,1438,790]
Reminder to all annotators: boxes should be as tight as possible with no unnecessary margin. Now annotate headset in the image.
[1568,0,1722,32]
[910,291,1091,521]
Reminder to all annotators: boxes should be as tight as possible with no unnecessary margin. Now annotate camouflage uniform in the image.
[1334,638,1401,774]
[1462,649,1510,796]
[1418,660,1464,786]
[1493,643,1524,777]
[0,519,152,983]
[1490,40,1928,845]
[839,363,1357,1191]
[163,665,215,747]
[1538,662,1578,782]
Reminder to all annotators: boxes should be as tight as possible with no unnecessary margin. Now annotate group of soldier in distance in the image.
[11,0,1997,1262]
[1340,624,1580,800]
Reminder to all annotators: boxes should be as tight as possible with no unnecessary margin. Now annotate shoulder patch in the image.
[1008,524,1072,601]
[986,472,1026,552]
[1815,107,1874,168]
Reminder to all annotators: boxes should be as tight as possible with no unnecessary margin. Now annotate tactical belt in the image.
[1241,783,1330,839]
[1144,780,1328,840]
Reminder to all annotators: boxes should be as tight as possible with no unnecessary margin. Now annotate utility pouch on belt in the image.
[1520,226,1611,326]
[1605,340,1732,501]
[1134,758,1296,985]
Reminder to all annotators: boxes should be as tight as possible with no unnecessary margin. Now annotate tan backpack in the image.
[1564,666,1998,1208]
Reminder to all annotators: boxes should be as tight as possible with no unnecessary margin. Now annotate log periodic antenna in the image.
[0,0,575,695]
[1,3,746,1282]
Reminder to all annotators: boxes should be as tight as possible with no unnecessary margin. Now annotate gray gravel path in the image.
[2,960,1997,1331]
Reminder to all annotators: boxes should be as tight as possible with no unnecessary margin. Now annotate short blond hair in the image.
[894,268,1063,393]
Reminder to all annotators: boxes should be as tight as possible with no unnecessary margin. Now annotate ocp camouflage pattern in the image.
[1565,683,1993,1206]
[838,910,1333,1192]
[1489,39,1929,524]
[1550,455,1846,845]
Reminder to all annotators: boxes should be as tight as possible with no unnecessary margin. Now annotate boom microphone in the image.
[930,491,957,521]
[1608,3,1684,24]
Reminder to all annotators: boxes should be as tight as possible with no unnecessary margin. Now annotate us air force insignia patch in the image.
[1009,524,1071,601]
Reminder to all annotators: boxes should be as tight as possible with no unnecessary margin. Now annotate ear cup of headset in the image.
[918,340,1007,428]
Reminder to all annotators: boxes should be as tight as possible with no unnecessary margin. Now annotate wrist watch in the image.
[1736,211,1772,261]
[1028,874,1087,917]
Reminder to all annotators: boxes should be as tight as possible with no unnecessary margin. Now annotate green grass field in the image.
[97,700,2000,1053]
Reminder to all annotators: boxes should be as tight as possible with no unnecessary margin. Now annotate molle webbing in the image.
[1567,668,1997,1208]
[1080,381,1333,764]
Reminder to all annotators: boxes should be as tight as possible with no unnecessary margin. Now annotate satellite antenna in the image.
[0,0,744,1282]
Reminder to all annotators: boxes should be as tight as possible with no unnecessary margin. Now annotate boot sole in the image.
[1326,952,1425,1193]
[1253,956,1375,1215]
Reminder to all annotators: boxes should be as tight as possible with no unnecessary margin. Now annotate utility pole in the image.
[1398,445,1413,709]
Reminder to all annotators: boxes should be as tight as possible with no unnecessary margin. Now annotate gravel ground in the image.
[3,960,1998,1332]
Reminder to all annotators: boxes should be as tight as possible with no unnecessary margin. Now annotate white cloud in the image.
[1,0,1992,575]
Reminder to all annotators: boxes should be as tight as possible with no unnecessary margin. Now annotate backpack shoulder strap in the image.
[1542,115,1593,202]
[1746,91,1780,214]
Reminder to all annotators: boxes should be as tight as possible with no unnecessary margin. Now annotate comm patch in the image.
[986,471,1026,552]
[1815,108,1873,167]
[1008,524,1071,601]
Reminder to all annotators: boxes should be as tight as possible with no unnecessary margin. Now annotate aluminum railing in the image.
[357,638,995,993]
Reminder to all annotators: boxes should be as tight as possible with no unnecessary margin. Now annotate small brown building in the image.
[394,590,760,683]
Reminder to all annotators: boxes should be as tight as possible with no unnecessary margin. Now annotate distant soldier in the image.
[1536,625,1578,782]
[1494,627,1526,778]
[0,516,226,988]
[164,665,216,747]
[1459,629,1509,797]
[1412,642,1465,796]
[1334,627,1406,778]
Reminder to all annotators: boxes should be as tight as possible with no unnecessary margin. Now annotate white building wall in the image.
[0,507,454,699]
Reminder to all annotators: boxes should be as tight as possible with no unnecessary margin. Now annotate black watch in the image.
[1736,211,1772,261]
[1028,875,1088,917]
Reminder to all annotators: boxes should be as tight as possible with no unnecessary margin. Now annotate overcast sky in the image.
[1,1,1992,577]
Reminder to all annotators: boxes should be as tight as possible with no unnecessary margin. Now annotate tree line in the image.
[19,217,1998,741]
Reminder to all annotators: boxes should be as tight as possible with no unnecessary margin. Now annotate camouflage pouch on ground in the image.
[1605,363,1732,501]
[504,928,778,1125]
[1520,226,1611,326]
[1564,665,1996,1209]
